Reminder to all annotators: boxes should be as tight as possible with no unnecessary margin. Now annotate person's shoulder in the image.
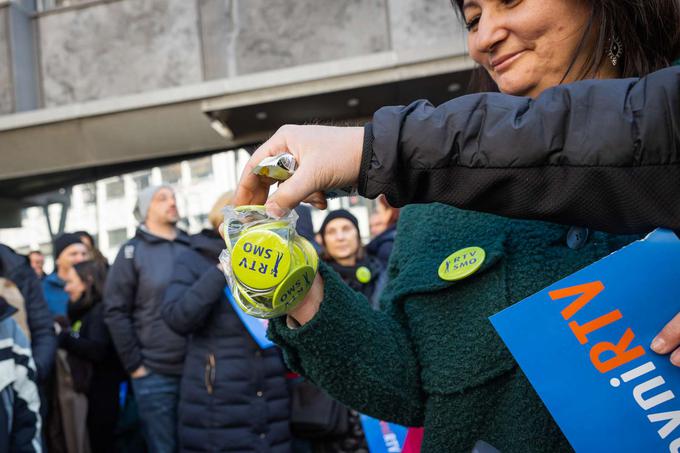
[0,244,25,270]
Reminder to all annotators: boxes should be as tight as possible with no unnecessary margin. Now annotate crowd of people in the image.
[1,0,679,452]
[0,182,399,453]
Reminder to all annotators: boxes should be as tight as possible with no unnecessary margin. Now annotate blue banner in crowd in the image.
[360,415,408,453]
[225,287,275,349]
[491,229,680,452]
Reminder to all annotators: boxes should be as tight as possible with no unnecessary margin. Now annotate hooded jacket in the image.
[162,230,293,452]
[0,244,56,382]
[360,65,680,234]
[0,298,42,452]
[103,227,191,376]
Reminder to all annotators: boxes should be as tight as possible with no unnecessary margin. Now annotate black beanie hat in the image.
[53,233,84,261]
[319,209,360,239]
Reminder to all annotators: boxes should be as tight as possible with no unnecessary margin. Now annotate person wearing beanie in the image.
[104,185,190,453]
[42,233,88,316]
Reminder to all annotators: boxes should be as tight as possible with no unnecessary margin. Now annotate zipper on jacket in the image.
[204,353,216,395]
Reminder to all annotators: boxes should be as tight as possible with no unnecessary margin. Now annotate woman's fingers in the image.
[233,128,292,206]
[651,311,680,365]
[234,125,364,209]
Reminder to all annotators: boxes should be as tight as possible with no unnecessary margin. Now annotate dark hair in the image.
[72,260,107,308]
[28,250,43,257]
[74,230,96,247]
[451,0,680,88]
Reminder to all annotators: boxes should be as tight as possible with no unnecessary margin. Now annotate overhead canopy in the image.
[0,50,474,202]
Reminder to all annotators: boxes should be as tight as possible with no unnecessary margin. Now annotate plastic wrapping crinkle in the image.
[219,205,318,319]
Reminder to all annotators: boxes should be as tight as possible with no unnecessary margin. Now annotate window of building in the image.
[161,163,182,185]
[105,178,125,200]
[81,183,96,204]
[133,172,151,193]
[107,228,128,250]
[189,157,213,182]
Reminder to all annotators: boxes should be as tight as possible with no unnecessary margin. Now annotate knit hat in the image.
[134,185,172,222]
[53,233,84,260]
[319,209,360,239]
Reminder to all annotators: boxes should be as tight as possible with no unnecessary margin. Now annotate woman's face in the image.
[323,218,361,262]
[64,267,86,302]
[464,0,599,97]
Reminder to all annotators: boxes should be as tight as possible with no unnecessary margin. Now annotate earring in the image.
[608,34,623,67]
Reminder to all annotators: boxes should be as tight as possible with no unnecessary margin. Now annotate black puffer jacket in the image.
[104,228,191,376]
[0,243,56,382]
[360,65,680,234]
[162,230,293,453]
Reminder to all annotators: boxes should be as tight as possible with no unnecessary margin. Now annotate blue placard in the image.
[490,229,680,452]
[225,287,275,349]
[360,415,408,453]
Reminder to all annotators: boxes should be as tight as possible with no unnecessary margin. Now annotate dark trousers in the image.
[130,371,180,453]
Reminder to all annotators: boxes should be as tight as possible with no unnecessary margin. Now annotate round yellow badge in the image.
[438,246,486,281]
[231,230,292,290]
[272,265,316,311]
[355,266,372,284]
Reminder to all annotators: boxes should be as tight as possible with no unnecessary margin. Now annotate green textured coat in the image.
[269,204,636,452]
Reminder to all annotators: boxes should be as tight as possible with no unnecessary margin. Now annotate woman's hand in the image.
[287,273,324,327]
[234,125,364,216]
[651,314,680,366]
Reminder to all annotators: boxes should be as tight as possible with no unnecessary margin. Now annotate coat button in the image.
[255,351,262,357]
[256,390,263,397]
[566,226,590,250]
[260,433,266,439]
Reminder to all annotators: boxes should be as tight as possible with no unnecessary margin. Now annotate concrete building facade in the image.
[0,0,471,266]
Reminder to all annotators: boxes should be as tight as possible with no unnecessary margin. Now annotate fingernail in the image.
[672,350,680,366]
[651,337,665,353]
[265,201,286,219]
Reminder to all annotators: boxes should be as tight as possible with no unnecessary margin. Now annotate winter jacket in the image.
[0,299,42,453]
[60,299,126,386]
[60,297,126,453]
[0,244,56,382]
[269,203,637,452]
[360,65,680,234]
[42,273,69,316]
[104,227,191,376]
[161,230,293,452]
[366,224,397,269]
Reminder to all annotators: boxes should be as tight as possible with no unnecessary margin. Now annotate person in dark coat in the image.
[0,243,56,383]
[0,296,43,452]
[162,193,293,453]
[104,185,191,453]
[61,260,126,453]
[366,195,399,269]
[319,210,384,307]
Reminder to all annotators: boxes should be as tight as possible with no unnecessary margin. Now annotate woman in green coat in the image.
[242,0,680,451]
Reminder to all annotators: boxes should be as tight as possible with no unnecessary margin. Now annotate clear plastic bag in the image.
[220,205,318,319]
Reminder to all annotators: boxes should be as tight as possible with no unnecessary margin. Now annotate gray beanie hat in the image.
[134,185,172,222]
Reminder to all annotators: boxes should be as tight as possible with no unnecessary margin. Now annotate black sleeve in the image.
[6,256,56,383]
[359,65,680,234]
[103,244,142,374]
[161,259,225,336]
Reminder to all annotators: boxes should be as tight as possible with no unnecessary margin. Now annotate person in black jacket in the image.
[0,297,43,453]
[319,210,384,307]
[161,192,294,452]
[61,260,126,453]
[0,244,56,383]
[366,195,399,269]
[234,2,680,371]
[104,185,191,453]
